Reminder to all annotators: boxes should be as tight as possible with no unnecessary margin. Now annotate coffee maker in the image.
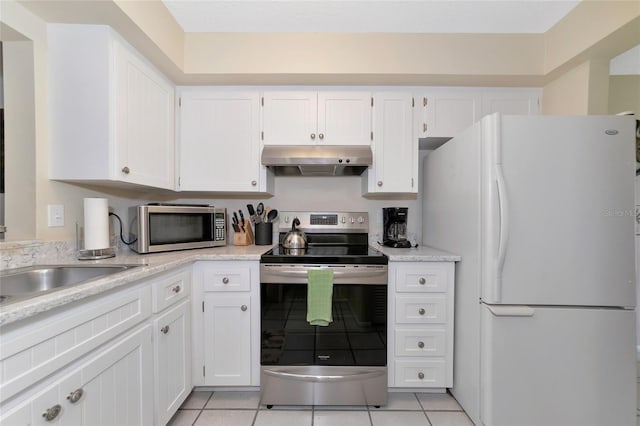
[382,207,411,248]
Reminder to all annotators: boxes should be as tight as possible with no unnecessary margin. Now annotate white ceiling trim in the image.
[162,0,581,34]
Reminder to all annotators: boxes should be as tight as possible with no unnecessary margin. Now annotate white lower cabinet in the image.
[388,261,455,389]
[153,299,191,426]
[0,267,194,426]
[192,261,260,387]
[0,324,154,425]
[203,293,252,385]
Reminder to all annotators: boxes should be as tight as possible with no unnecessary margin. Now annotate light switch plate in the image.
[47,205,65,227]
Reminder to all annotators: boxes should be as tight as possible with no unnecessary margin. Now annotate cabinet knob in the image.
[418,372,425,380]
[423,123,428,133]
[241,305,248,312]
[121,166,130,174]
[419,277,426,285]
[418,308,426,315]
[377,181,383,187]
[418,341,425,349]
[161,325,170,334]
[318,133,324,140]
[251,180,257,186]
[66,388,84,404]
[222,277,229,284]
[42,404,62,422]
[311,133,316,140]
[172,285,181,293]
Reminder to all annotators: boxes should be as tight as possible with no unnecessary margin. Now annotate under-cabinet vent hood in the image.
[261,145,373,176]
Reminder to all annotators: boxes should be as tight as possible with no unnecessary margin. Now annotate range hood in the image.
[261,145,373,176]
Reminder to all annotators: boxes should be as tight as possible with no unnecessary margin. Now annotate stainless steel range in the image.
[260,212,388,407]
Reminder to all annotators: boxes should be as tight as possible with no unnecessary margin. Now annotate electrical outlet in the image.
[47,205,65,227]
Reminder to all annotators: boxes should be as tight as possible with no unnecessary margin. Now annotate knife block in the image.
[233,220,254,246]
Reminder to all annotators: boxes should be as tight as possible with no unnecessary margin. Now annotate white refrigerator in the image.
[422,114,637,426]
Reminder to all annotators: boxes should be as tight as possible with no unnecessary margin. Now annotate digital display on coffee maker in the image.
[382,207,412,248]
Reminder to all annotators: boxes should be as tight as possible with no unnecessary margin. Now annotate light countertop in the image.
[0,243,459,327]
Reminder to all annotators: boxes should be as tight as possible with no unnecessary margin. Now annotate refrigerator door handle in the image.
[495,164,510,300]
[486,305,535,317]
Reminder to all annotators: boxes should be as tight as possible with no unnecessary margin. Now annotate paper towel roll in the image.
[84,198,110,250]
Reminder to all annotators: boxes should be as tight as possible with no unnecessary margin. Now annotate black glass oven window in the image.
[148,213,213,245]
[261,283,387,367]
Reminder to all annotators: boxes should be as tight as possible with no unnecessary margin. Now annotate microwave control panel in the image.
[215,212,226,241]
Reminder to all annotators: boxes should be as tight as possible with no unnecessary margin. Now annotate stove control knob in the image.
[357,216,365,224]
[284,216,289,224]
[341,216,346,224]
[350,217,355,224]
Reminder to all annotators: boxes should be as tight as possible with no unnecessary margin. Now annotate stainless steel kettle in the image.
[282,218,307,249]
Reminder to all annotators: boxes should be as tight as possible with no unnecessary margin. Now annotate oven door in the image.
[259,264,388,406]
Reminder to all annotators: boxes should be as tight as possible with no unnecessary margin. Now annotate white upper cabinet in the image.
[363,92,417,195]
[262,90,372,145]
[481,89,541,116]
[177,88,272,193]
[414,89,483,139]
[48,24,175,190]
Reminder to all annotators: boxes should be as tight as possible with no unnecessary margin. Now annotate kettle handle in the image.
[292,217,300,230]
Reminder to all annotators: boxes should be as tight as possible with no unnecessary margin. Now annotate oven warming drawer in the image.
[261,366,388,406]
[260,264,388,285]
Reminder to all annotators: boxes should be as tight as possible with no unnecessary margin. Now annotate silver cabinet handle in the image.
[310,133,316,140]
[418,341,425,349]
[377,181,383,187]
[241,305,248,311]
[67,388,84,404]
[161,325,170,334]
[42,405,62,422]
[418,372,425,380]
[419,277,426,285]
[172,285,181,293]
[121,166,130,174]
[319,133,324,140]
[418,308,426,315]
[251,180,257,186]
[222,277,229,284]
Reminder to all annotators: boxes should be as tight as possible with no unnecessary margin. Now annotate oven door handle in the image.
[262,368,385,383]
[261,268,386,280]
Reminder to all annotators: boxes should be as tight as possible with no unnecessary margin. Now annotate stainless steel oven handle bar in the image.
[260,264,388,284]
[262,368,385,383]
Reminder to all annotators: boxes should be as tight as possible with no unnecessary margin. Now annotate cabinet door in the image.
[203,293,251,385]
[116,40,175,189]
[178,89,263,191]
[154,300,191,426]
[262,91,318,145]
[79,325,154,426]
[0,325,153,426]
[366,92,416,194]
[481,89,541,117]
[317,91,372,145]
[420,91,482,138]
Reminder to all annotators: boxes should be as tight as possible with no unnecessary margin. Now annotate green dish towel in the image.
[307,269,334,326]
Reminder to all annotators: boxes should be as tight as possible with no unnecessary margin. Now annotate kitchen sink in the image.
[0,264,142,304]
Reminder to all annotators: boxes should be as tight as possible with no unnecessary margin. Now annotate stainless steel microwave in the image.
[129,204,226,254]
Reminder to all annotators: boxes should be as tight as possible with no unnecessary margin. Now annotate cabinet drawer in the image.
[395,264,448,293]
[394,359,446,388]
[395,295,446,324]
[152,269,191,313]
[395,328,446,357]
[0,285,151,403]
[203,267,251,292]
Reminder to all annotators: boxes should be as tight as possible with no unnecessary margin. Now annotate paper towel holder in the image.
[76,222,115,260]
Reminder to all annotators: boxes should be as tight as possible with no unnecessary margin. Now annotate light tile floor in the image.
[168,390,474,426]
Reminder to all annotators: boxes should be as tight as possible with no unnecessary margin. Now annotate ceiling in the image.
[162,0,581,34]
